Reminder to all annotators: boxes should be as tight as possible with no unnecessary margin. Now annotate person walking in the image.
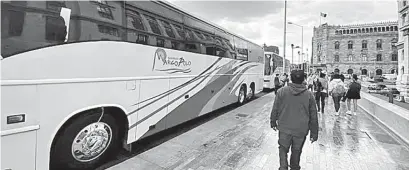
[345,74,361,115]
[315,72,328,114]
[274,74,281,94]
[270,70,319,170]
[328,72,346,116]
[307,74,314,91]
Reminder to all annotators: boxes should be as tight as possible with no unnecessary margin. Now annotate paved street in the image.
[105,92,409,170]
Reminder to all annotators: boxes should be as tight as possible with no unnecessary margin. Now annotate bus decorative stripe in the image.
[132,57,223,107]
[129,68,216,129]
[129,63,258,130]
[127,63,224,117]
[128,60,252,116]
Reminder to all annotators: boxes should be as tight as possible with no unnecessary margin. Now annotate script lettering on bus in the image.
[152,48,192,74]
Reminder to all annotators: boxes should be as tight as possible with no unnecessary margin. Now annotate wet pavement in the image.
[106,92,409,170]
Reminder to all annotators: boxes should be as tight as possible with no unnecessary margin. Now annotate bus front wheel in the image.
[50,110,120,170]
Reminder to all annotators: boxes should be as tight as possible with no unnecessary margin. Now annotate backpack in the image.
[274,77,280,86]
[349,81,361,92]
[332,82,346,96]
[315,79,323,92]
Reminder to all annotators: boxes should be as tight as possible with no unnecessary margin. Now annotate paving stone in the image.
[108,92,409,170]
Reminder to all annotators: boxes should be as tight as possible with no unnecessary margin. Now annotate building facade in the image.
[312,22,399,76]
[397,0,409,101]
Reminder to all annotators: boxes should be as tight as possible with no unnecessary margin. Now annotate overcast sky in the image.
[167,0,398,63]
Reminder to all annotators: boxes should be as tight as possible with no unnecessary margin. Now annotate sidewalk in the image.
[107,92,409,170]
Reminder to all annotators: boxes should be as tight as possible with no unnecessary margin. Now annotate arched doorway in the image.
[376,69,383,75]
[334,68,340,73]
[347,69,353,74]
[361,69,367,75]
[391,69,396,74]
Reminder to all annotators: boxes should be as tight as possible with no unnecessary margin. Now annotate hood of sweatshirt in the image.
[288,83,308,96]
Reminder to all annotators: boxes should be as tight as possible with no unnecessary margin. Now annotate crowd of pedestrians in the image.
[270,69,362,169]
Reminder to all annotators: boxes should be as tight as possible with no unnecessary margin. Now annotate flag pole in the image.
[319,13,321,26]
[283,0,287,74]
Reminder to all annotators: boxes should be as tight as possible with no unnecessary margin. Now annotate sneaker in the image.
[353,112,357,115]
[335,111,340,116]
[346,111,352,115]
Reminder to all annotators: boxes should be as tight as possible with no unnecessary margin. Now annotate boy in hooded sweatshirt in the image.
[328,72,346,116]
[270,70,319,170]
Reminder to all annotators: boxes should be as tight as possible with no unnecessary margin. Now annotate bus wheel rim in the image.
[71,122,113,162]
[239,89,245,103]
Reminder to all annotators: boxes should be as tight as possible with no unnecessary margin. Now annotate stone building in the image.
[397,0,409,101]
[311,22,399,76]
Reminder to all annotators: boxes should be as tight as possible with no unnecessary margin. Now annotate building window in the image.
[162,21,175,38]
[362,40,367,49]
[173,25,185,38]
[46,1,66,11]
[362,54,368,61]
[392,53,398,61]
[317,55,321,62]
[348,40,353,49]
[404,0,407,6]
[8,10,25,36]
[171,41,178,49]
[46,16,68,42]
[126,10,145,30]
[376,39,382,50]
[402,50,405,60]
[348,54,353,61]
[334,41,340,49]
[376,54,382,61]
[98,25,119,37]
[136,34,148,44]
[97,6,113,20]
[157,38,165,47]
[146,15,161,35]
[334,55,339,62]
[92,0,108,4]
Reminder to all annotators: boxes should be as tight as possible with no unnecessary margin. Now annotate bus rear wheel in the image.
[238,85,247,105]
[50,110,120,170]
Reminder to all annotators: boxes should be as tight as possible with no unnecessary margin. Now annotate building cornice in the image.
[399,5,409,13]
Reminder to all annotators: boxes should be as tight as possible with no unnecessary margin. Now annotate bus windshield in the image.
[1,2,71,59]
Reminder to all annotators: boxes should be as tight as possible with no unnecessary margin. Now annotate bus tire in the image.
[50,110,120,170]
[249,83,255,100]
[238,85,247,105]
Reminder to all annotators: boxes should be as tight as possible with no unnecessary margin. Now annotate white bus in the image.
[263,51,279,90]
[1,1,264,170]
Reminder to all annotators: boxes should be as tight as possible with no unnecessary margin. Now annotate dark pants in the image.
[332,95,343,112]
[275,85,281,94]
[315,92,326,113]
[278,131,307,170]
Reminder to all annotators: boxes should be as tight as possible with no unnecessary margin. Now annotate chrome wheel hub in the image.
[249,88,253,98]
[239,89,245,103]
[71,122,112,162]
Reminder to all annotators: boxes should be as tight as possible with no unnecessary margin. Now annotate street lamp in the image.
[290,44,300,71]
[288,21,304,68]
